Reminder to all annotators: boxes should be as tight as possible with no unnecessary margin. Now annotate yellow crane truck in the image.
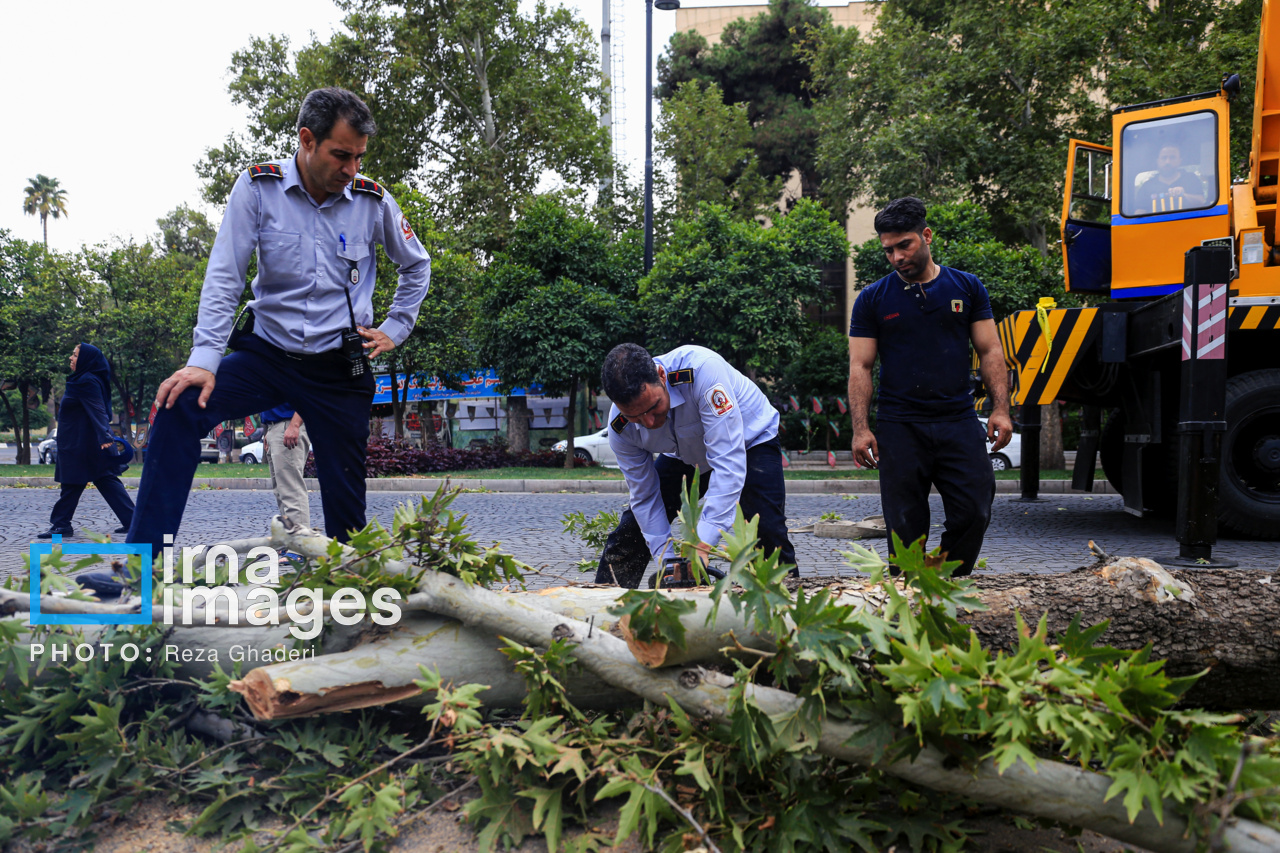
[1000,0,1280,560]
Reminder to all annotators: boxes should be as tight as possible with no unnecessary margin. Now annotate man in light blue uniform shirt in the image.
[594,343,796,588]
[128,87,430,558]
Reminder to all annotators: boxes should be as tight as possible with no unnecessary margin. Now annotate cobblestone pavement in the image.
[3,485,1275,586]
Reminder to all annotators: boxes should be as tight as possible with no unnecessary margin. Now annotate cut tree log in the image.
[956,560,1280,709]
[224,523,1280,853]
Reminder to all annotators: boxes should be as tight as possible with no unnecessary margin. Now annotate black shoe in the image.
[649,564,726,589]
[37,526,74,539]
[114,526,128,534]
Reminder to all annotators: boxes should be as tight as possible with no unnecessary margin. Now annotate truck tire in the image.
[1220,369,1280,538]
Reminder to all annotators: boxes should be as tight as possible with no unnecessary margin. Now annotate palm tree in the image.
[22,174,69,247]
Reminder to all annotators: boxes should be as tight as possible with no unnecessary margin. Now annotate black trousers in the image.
[50,475,135,530]
[127,334,374,557]
[594,438,796,588]
[876,418,995,576]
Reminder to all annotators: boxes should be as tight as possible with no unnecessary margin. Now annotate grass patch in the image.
[0,462,271,479]
[387,466,625,479]
[0,462,1098,482]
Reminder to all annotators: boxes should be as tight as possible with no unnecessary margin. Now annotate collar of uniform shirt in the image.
[283,152,355,204]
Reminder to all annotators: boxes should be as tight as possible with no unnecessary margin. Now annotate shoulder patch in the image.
[351,178,385,199]
[248,163,283,180]
[706,384,735,417]
[610,413,627,434]
[667,368,695,386]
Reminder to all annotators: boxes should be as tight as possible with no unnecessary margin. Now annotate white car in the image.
[980,418,1022,470]
[239,440,264,464]
[552,428,617,468]
[38,429,57,464]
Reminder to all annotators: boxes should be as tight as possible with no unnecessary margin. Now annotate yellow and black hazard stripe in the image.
[1228,304,1280,331]
[998,307,1101,406]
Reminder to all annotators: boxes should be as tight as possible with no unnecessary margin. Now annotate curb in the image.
[0,476,1117,496]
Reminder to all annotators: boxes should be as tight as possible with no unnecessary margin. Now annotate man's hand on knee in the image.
[156,367,216,410]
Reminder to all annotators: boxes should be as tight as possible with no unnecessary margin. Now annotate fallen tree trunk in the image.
[10,556,1279,709]
[11,523,1280,850]
[224,523,1280,853]
[954,559,1280,708]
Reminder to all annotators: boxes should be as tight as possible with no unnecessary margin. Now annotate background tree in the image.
[640,198,847,379]
[82,240,203,442]
[775,324,854,453]
[154,205,218,266]
[21,175,69,248]
[658,0,832,201]
[371,184,478,441]
[198,0,611,252]
[808,0,1262,249]
[807,1,1103,250]
[655,81,780,220]
[1093,0,1261,177]
[0,232,88,462]
[473,195,639,467]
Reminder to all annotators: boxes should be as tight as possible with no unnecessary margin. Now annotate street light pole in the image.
[644,0,680,275]
[644,0,654,274]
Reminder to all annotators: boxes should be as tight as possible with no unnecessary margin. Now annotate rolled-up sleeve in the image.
[376,193,431,345]
[189,173,260,374]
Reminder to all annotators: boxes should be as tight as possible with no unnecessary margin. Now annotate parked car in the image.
[38,429,57,464]
[200,435,220,463]
[979,418,1022,470]
[552,428,617,468]
[239,440,264,464]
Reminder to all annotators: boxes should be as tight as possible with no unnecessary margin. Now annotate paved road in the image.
[4,485,1275,586]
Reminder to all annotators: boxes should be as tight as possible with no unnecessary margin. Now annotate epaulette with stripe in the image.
[351,178,385,199]
[610,413,627,433]
[248,163,284,180]
[667,368,695,386]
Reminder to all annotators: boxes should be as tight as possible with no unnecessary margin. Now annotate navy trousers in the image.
[595,438,796,588]
[50,475,135,530]
[127,334,374,557]
[876,418,995,576]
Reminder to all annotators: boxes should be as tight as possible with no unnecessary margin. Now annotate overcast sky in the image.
[1,0,771,254]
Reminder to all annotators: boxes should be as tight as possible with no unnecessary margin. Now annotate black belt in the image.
[280,347,345,364]
[240,332,345,365]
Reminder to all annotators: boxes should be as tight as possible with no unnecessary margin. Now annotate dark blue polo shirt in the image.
[261,404,296,424]
[849,266,993,423]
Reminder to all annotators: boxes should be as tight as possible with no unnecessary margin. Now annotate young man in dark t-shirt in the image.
[848,197,1012,575]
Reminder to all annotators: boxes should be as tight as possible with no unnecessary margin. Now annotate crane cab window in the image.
[1120,111,1217,218]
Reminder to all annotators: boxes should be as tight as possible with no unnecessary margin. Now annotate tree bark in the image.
[1040,401,1065,469]
[18,380,32,465]
[0,391,19,456]
[957,562,1280,709]
[564,377,577,470]
[506,395,529,453]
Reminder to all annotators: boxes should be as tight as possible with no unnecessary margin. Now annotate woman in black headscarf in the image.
[39,343,135,538]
